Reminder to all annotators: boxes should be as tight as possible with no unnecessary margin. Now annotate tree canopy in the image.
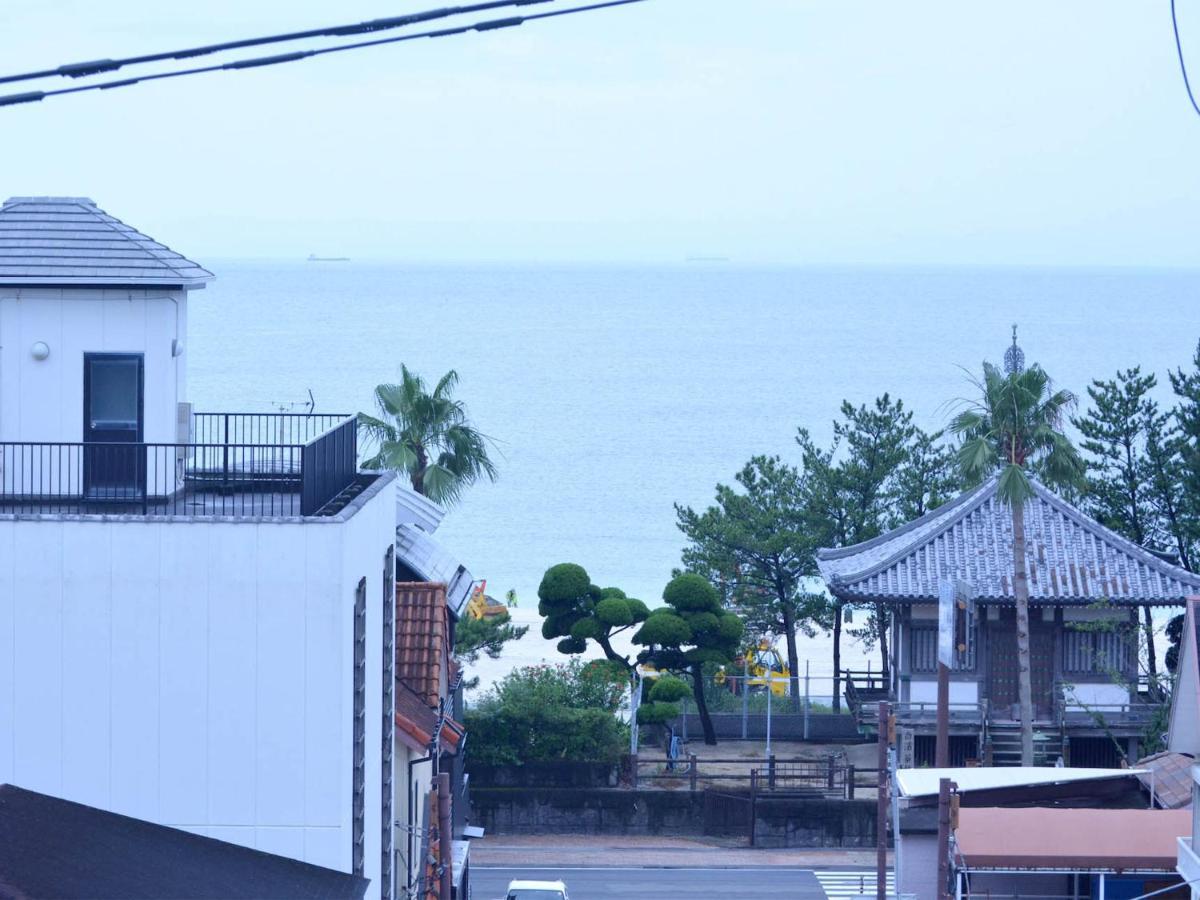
[360,364,498,506]
[537,562,650,674]
[632,573,744,744]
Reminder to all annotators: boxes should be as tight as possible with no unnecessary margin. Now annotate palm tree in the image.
[950,343,1084,766]
[359,365,498,506]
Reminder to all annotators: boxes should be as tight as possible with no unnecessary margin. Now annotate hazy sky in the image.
[2,0,1198,263]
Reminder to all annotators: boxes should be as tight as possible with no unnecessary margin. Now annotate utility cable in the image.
[0,0,646,108]
[0,0,554,86]
[1173,0,1200,119]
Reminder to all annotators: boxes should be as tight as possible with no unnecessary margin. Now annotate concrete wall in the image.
[0,475,396,898]
[470,788,877,847]
[468,761,619,789]
[899,833,938,899]
[0,288,187,444]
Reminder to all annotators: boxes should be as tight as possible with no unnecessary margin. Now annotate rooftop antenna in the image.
[1004,323,1025,375]
[269,389,316,414]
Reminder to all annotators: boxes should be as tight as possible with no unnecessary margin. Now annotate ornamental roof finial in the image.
[1004,323,1025,375]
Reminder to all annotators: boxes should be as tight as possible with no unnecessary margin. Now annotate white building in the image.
[0,198,400,899]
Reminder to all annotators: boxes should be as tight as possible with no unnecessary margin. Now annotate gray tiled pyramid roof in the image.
[0,196,212,286]
[817,476,1200,605]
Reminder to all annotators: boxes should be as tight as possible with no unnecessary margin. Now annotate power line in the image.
[1173,0,1200,119]
[0,1,555,87]
[0,0,647,109]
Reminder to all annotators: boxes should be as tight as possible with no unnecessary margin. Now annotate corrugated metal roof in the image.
[817,476,1200,605]
[395,523,473,617]
[0,196,212,286]
[896,765,1143,798]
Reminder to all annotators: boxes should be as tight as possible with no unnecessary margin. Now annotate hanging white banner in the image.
[938,579,956,668]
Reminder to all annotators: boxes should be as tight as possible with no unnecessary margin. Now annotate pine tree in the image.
[1073,367,1162,689]
[1170,340,1200,564]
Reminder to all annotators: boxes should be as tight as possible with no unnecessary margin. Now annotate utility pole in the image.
[876,700,890,900]
[629,669,640,789]
[935,777,956,900]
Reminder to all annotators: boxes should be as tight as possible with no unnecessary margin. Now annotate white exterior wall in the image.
[908,678,978,705]
[0,287,187,443]
[1063,682,1133,707]
[0,476,397,898]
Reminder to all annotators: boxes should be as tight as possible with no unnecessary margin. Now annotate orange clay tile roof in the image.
[394,682,463,756]
[396,582,449,708]
[955,807,1190,870]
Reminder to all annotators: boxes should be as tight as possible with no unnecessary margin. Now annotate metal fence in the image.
[631,753,868,799]
[0,412,357,517]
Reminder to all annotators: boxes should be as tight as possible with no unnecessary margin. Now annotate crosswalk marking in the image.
[814,870,895,899]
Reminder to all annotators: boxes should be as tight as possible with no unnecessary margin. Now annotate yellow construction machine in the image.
[714,638,791,696]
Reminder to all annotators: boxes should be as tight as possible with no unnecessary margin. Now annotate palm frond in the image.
[996,463,1035,505]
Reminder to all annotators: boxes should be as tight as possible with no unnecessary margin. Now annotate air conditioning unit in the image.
[175,402,193,485]
[176,402,193,443]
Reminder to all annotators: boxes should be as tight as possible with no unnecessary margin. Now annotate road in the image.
[471,866,854,899]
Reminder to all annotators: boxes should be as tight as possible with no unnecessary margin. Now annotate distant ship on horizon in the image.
[307,253,350,262]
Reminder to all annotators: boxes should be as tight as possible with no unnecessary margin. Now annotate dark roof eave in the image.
[830,586,1189,607]
[0,277,210,289]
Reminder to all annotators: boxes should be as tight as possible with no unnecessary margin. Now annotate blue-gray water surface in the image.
[189,263,1199,690]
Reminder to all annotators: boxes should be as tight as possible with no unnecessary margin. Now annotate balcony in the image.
[0,413,360,518]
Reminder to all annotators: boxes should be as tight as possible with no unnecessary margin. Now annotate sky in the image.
[1,0,1198,264]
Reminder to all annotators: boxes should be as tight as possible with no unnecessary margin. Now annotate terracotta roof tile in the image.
[396,581,449,708]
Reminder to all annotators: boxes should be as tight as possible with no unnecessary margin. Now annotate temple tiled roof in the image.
[817,476,1200,605]
[0,196,212,287]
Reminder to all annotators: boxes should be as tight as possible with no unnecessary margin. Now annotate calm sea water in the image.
[189,262,1200,693]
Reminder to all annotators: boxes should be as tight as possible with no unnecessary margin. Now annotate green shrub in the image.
[464,659,630,765]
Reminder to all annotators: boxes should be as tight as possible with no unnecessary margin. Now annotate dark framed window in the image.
[352,577,367,877]
[1063,627,1129,674]
[381,547,395,900]
[910,623,976,674]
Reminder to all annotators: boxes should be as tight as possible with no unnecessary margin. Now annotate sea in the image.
[189,262,1200,697]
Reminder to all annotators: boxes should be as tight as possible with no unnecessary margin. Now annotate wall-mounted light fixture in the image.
[30,341,50,361]
[171,338,184,358]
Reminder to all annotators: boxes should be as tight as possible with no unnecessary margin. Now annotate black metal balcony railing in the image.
[0,413,359,518]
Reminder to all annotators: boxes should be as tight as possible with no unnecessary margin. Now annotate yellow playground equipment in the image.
[465,581,509,620]
[714,638,791,696]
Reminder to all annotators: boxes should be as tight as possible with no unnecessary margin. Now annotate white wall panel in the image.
[0,476,395,885]
[159,523,211,824]
[12,521,63,795]
[255,524,307,827]
[0,520,15,781]
[207,524,258,826]
[109,522,161,821]
[304,524,344,834]
[257,826,305,860]
[61,520,112,809]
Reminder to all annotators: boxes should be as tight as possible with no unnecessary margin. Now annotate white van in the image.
[505,879,569,900]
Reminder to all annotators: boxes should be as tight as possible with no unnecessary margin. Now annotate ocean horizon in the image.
[189,261,1199,692]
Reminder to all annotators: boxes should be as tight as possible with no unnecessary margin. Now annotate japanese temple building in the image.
[818,474,1200,767]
